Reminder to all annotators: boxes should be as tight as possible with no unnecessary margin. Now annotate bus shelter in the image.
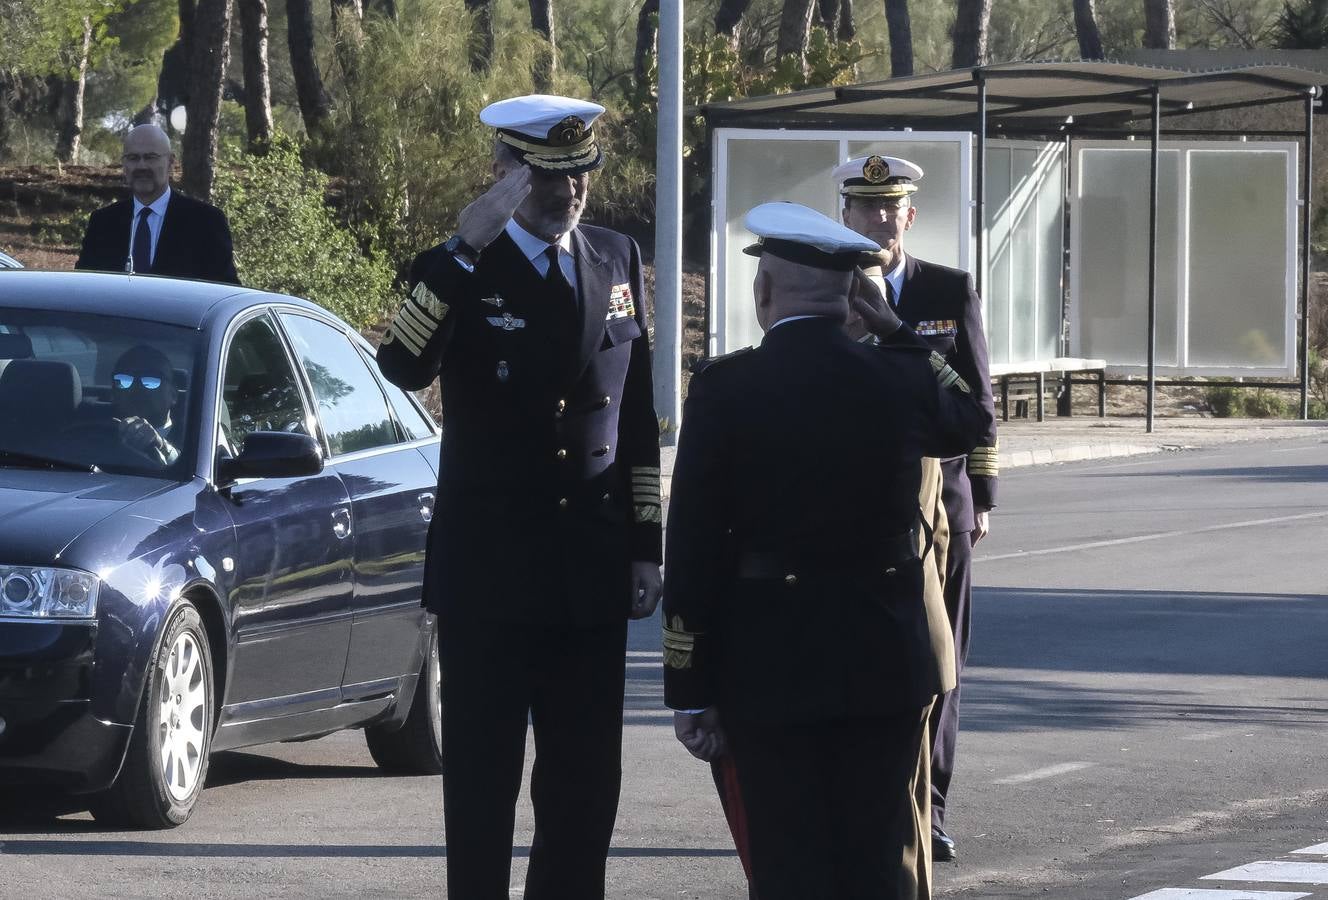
[701,61,1327,429]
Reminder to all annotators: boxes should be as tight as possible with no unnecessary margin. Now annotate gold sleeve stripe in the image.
[411,282,450,321]
[969,444,999,477]
[632,466,661,476]
[663,616,697,668]
[388,319,425,357]
[397,302,439,339]
[390,310,430,353]
[634,504,663,524]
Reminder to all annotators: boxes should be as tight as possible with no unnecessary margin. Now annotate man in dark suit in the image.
[837,154,1000,862]
[664,202,991,900]
[76,124,239,284]
[376,94,662,900]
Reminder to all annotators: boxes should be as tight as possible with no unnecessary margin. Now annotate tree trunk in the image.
[884,0,913,76]
[464,0,495,72]
[238,0,273,150]
[635,0,660,91]
[777,0,816,65]
[0,75,13,163]
[817,0,839,32]
[1073,0,1105,58]
[286,0,331,140]
[366,0,395,17]
[55,16,93,164]
[838,0,855,40]
[528,0,557,91]
[182,0,232,200]
[330,0,364,83]
[1143,0,1175,48]
[715,0,753,43]
[951,0,991,68]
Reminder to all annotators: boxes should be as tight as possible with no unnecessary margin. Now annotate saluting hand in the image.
[456,167,532,252]
[849,268,903,338]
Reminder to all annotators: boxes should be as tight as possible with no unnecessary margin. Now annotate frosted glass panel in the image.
[1076,148,1181,366]
[985,142,1065,365]
[1187,150,1289,367]
[984,149,1013,365]
[849,140,964,269]
[723,139,840,351]
[1037,151,1065,359]
[1010,149,1039,364]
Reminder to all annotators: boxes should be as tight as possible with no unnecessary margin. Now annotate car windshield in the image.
[0,309,201,479]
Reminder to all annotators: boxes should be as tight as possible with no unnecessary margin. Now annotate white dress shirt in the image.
[868,254,908,308]
[505,218,578,291]
[130,186,172,269]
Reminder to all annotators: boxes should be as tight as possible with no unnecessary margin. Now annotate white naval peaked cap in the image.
[832,154,924,198]
[480,94,606,174]
[742,201,880,271]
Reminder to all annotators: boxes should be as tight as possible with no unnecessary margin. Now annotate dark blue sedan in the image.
[0,271,442,827]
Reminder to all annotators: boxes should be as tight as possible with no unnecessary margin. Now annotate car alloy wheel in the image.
[157,630,209,802]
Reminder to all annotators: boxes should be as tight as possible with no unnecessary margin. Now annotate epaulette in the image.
[690,346,753,376]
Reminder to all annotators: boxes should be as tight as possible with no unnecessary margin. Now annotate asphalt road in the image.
[2,434,1326,899]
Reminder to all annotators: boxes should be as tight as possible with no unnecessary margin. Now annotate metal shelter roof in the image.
[701,60,1328,131]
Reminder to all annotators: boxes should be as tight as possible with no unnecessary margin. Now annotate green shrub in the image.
[1204,386,1243,417]
[213,133,397,330]
[1242,388,1291,418]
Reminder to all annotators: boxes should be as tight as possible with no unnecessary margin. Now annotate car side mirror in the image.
[217,431,323,485]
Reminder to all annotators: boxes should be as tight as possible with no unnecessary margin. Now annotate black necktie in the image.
[544,246,570,292]
[132,207,152,273]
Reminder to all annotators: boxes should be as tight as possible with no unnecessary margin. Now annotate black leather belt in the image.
[736,528,920,580]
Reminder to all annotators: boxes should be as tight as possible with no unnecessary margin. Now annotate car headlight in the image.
[0,566,99,619]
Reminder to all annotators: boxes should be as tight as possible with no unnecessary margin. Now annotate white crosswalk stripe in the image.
[1129,891,1311,900]
[1203,862,1328,885]
[1126,841,1328,899]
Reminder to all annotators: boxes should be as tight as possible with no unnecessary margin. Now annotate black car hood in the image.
[0,469,173,567]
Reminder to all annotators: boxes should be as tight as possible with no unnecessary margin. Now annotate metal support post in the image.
[974,72,987,296]
[1301,89,1316,420]
[1146,84,1160,434]
[654,0,683,444]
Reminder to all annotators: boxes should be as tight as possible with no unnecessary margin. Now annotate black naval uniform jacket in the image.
[662,317,993,724]
[75,193,240,284]
[896,254,998,531]
[377,225,662,628]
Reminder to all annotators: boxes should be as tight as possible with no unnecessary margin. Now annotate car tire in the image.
[365,622,443,775]
[90,600,215,828]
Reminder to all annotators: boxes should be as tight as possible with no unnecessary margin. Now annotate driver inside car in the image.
[111,344,181,466]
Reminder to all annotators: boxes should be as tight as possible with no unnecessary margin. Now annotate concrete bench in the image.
[989,358,1107,422]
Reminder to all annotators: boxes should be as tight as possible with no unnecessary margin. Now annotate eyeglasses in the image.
[122,153,164,164]
[112,373,164,390]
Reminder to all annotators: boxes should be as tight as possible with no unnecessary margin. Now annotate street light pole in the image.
[654,0,684,445]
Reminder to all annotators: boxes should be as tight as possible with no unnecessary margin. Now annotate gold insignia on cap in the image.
[552,115,587,146]
[863,155,891,184]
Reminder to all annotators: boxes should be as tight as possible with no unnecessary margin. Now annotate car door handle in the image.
[331,507,352,540]
[417,493,435,523]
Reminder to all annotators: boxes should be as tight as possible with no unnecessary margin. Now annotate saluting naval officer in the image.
[376,94,663,900]
[836,154,999,862]
[663,202,992,900]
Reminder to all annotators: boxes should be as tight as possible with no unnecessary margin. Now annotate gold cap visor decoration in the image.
[482,94,606,176]
[833,154,923,199]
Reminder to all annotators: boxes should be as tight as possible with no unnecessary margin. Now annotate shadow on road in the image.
[0,839,738,859]
[204,750,389,788]
[1090,464,1328,483]
[963,586,1328,734]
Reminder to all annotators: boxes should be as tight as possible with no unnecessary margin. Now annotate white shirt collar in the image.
[771,314,827,330]
[505,218,573,262]
[133,185,172,219]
